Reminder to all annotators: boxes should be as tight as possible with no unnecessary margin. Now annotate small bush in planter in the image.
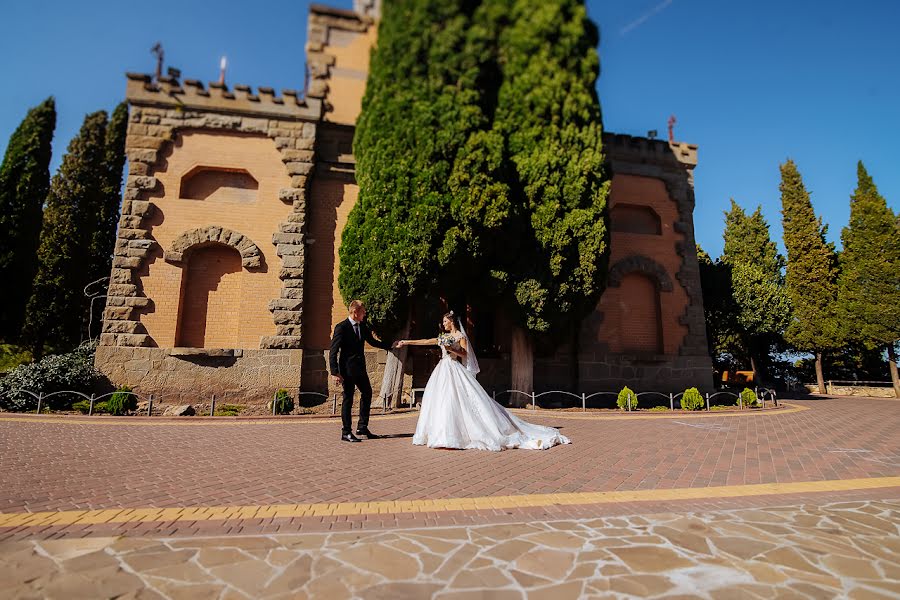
[617,386,637,410]
[270,389,294,415]
[739,388,759,408]
[73,400,108,414]
[106,386,136,415]
[648,405,670,412]
[680,387,705,411]
[215,404,243,416]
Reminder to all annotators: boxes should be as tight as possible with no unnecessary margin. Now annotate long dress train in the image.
[412,342,570,451]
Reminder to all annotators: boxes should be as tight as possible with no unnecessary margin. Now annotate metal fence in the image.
[492,387,777,412]
[2,385,777,416]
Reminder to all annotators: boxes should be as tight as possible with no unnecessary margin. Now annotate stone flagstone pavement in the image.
[0,396,898,598]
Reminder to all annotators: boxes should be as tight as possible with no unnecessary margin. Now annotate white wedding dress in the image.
[412,333,570,451]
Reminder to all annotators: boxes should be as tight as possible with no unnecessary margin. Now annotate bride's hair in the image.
[440,311,461,333]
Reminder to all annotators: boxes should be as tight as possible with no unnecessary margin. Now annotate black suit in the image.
[329,319,392,434]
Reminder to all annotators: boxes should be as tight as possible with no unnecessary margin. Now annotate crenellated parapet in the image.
[125,73,322,121]
[603,133,698,170]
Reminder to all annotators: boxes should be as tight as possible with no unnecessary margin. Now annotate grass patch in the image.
[214,404,244,416]
[647,406,670,412]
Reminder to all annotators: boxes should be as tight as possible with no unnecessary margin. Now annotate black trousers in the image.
[341,374,373,434]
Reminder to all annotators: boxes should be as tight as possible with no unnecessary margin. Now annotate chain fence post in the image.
[148,394,154,416]
[210,394,216,416]
[88,393,95,416]
[36,392,43,415]
[332,393,336,415]
[705,393,710,411]
[627,392,632,412]
[582,392,586,412]
[272,391,277,416]
[669,392,674,411]
[739,392,743,410]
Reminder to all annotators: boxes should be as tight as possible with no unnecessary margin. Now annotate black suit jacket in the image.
[329,319,392,378]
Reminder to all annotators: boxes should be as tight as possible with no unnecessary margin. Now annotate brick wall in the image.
[176,245,243,348]
[136,130,293,348]
[591,173,689,355]
[303,176,359,350]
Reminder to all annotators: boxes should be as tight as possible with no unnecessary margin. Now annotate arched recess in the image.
[175,245,242,348]
[608,255,674,292]
[179,166,259,202]
[610,203,662,235]
[616,273,663,354]
[607,255,672,355]
[164,226,262,270]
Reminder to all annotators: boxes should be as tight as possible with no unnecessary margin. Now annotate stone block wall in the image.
[94,347,304,405]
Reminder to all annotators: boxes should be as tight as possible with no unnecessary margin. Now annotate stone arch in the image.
[164,226,262,270]
[608,255,674,292]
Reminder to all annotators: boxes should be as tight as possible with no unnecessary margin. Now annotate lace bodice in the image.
[437,332,464,361]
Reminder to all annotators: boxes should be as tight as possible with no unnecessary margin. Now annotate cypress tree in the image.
[0,97,56,341]
[342,0,504,334]
[87,102,127,288]
[837,162,900,396]
[779,159,841,394]
[343,0,608,360]
[492,0,609,335]
[22,111,109,357]
[722,199,791,381]
[83,102,128,339]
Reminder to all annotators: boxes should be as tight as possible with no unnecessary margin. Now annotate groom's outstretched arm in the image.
[364,326,392,351]
[329,323,342,376]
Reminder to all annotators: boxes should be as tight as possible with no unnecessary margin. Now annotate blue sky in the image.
[1,0,897,258]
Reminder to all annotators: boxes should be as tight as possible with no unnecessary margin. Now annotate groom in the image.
[329,300,394,442]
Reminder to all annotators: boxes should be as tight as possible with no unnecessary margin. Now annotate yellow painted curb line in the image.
[1,476,897,529]
[0,403,807,426]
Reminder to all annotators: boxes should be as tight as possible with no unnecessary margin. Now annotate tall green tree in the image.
[779,159,841,394]
[342,0,504,334]
[492,0,609,336]
[343,0,609,392]
[83,102,128,339]
[0,98,56,341]
[87,102,127,288]
[697,245,741,367]
[837,162,900,396]
[721,199,791,381]
[22,111,109,357]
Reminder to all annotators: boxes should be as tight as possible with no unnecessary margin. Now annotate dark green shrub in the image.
[681,387,705,411]
[270,389,294,415]
[0,344,32,373]
[617,386,637,410]
[0,342,104,411]
[215,404,243,416]
[739,387,759,408]
[106,386,135,415]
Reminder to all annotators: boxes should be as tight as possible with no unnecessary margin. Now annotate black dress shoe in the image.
[341,433,362,443]
[355,429,380,439]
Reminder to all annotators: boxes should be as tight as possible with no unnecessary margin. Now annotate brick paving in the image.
[1,396,899,597]
[0,398,897,517]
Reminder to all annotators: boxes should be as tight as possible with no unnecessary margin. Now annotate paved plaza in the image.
[1,396,898,598]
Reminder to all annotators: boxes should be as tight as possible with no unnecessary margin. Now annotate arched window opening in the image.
[611,204,662,235]
[179,166,259,202]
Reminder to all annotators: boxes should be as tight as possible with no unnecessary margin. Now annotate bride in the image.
[396,311,570,451]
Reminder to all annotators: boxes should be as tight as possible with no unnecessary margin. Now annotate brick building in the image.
[95,1,713,405]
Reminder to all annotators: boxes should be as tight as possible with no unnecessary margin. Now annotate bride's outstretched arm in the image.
[394,338,438,348]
